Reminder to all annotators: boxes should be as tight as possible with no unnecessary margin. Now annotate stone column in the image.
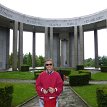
[94,29,99,68]
[78,25,84,65]
[18,22,23,70]
[32,32,36,68]
[72,26,78,68]
[45,27,49,59]
[69,32,74,67]
[53,33,60,67]
[60,32,69,67]
[57,34,60,67]
[0,27,10,69]
[61,40,67,66]
[12,21,18,71]
[50,27,53,59]
[66,38,69,67]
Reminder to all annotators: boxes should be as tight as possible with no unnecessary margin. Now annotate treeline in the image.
[84,56,107,67]
[9,53,107,67]
[9,52,45,67]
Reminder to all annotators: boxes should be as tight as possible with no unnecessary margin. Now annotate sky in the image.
[0,0,107,59]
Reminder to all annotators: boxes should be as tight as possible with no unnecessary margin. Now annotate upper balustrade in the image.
[0,3,107,27]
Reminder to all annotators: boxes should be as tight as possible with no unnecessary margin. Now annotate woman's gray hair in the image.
[44,58,54,67]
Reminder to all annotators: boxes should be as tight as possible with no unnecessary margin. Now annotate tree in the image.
[23,52,32,66]
[39,55,45,66]
[99,56,107,66]
[84,58,95,67]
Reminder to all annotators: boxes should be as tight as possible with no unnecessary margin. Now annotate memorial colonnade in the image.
[12,21,96,71]
[0,4,105,71]
[0,20,99,71]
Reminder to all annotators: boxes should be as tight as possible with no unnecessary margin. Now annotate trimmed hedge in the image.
[34,70,43,79]
[20,65,29,71]
[57,69,71,76]
[96,87,107,107]
[78,70,91,80]
[76,65,84,70]
[56,69,71,76]
[0,84,13,107]
[69,73,90,86]
[100,66,107,72]
[34,72,40,79]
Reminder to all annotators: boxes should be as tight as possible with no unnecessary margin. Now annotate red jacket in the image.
[36,70,63,100]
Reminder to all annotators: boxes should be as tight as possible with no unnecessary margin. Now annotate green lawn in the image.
[1,70,107,107]
[72,84,107,107]
[0,71,34,80]
[72,71,107,107]
[91,72,107,80]
[12,83,36,107]
[0,71,36,107]
[0,83,36,107]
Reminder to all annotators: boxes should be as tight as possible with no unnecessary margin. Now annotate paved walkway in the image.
[17,85,89,107]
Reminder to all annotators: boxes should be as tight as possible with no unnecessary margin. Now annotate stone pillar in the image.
[50,27,53,59]
[53,33,60,67]
[72,26,78,68]
[45,27,49,59]
[69,32,74,67]
[61,40,67,66]
[18,22,23,70]
[60,32,69,67]
[57,34,60,67]
[78,25,84,65]
[0,27,10,70]
[94,29,99,68]
[12,21,18,71]
[66,38,70,66]
[32,32,36,68]
[5,28,10,69]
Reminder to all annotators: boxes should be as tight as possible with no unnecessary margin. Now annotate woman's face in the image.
[45,60,53,71]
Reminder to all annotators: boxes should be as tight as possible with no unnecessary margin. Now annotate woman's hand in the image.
[42,89,48,94]
[48,87,55,93]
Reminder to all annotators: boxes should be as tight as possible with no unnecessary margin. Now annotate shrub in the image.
[0,84,13,107]
[78,70,91,80]
[34,72,40,79]
[76,65,84,70]
[20,65,29,71]
[96,87,107,107]
[100,66,107,72]
[34,70,43,79]
[69,73,90,86]
[56,69,71,76]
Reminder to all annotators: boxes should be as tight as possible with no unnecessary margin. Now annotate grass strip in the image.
[0,83,36,107]
[72,84,107,107]
[0,71,34,80]
[91,72,107,80]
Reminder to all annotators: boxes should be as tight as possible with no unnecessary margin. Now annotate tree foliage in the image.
[84,56,107,67]
[99,56,107,66]
[84,58,95,67]
[9,52,45,67]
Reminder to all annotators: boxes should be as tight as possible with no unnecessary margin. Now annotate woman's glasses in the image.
[45,63,53,66]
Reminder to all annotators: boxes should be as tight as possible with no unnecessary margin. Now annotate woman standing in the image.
[36,59,63,107]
